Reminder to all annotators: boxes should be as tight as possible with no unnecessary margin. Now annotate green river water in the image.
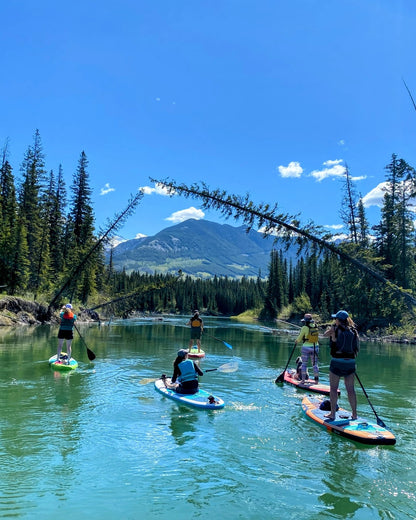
[0,316,415,519]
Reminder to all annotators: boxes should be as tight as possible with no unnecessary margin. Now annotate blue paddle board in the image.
[154,377,224,410]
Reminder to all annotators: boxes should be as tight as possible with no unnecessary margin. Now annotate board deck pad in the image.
[154,377,224,409]
[301,395,396,446]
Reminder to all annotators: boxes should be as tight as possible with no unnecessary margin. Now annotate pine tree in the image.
[18,129,47,294]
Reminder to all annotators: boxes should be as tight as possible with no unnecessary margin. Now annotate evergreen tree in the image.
[0,153,18,288]
[340,164,359,243]
[17,129,47,294]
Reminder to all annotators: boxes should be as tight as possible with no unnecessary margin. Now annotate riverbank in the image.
[0,296,99,326]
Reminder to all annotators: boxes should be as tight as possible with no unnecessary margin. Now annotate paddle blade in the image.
[216,361,238,373]
[275,371,285,384]
[377,417,387,428]
[223,341,233,350]
[87,348,96,361]
[139,377,158,385]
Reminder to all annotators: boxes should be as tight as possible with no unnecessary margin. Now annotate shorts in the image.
[58,329,73,340]
[330,358,356,377]
[190,328,202,340]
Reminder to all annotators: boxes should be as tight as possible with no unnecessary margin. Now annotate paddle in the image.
[275,342,297,383]
[74,324,96,361]
[205,360,239,373]
[355,372,387,428]
[203,332,233,350]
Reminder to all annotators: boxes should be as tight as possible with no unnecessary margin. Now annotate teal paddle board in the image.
[154,377,224,410]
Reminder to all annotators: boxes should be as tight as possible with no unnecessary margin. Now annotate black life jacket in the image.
[331,326,359,358]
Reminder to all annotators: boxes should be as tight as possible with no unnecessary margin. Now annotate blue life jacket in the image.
[178,359,197,382]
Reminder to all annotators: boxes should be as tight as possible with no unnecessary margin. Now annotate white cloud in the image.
[166,207,205,223]
[100,183,115,195]
[362,180,416,209]
[277,161,303,178]
[338,139,345,146]
[310,160,346,182]
[324,224,344,230]
[139,182,173,196]
[361,182,388,208]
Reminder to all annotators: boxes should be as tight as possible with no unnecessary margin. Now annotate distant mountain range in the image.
[108,219,299,279]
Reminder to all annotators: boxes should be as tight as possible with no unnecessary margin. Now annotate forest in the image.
[1,130,416,334]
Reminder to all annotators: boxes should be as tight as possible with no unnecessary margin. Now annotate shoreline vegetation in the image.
[1,296,415,345]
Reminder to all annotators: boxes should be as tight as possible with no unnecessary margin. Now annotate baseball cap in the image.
[177,349,189,358]
[301,313,313,322]
[331,310,349,320]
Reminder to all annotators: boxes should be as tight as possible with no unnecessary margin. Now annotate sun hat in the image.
[301,313,313,322]
[177,349,189,358]
[331,310,349,320]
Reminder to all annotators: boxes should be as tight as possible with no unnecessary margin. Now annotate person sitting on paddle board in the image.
[56,303,77,364]
[324,310,359,421]
[170,349,203,394]
[187,310,204,353]
[295,313,320,384]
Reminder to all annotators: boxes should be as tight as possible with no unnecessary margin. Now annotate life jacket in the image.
[59,311,76,330]
[191,317,202,329]
[178,359,198,382]
[331,326,359,358]
[303,324,319,345]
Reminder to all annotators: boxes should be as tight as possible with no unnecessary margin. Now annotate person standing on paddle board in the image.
[169,349,203,394]
[324,310,359,421]
[187,310,204,352]
[295,313,320,384]
[56,304,77,364]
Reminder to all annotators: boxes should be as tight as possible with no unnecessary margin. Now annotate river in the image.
[0,316,414,519]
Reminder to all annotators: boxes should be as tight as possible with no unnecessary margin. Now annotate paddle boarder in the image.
[169,349,203,394]
[324,310,359,421]
[187,310,204,353]
[56,303,77,364]
[294,313,320,384]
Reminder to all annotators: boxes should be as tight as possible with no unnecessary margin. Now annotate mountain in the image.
[108,219,298,279]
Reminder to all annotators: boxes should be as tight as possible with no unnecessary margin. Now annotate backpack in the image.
[306,325,319,344]
[336,327,359,357]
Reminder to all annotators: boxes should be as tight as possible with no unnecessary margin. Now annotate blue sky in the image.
[1,0,416,242]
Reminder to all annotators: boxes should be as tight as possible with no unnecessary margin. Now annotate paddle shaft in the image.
[74,324,96,361]
[355,372,387,428]
[203,332,233,350]
[275,342,297,383]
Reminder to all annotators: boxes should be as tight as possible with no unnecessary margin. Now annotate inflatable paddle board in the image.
[283,370,340,396]
[49,353,78,371]
[188,348,206,359]
[154,377,224,410]
[301,395,396,446]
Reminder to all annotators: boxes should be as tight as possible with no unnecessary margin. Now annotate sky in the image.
[1,0,416,243]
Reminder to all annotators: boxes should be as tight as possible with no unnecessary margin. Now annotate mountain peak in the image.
[109,219,279,278]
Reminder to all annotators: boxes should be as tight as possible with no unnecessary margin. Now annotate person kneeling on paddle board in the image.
[170,349,203,394]
[56,303,77,364]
